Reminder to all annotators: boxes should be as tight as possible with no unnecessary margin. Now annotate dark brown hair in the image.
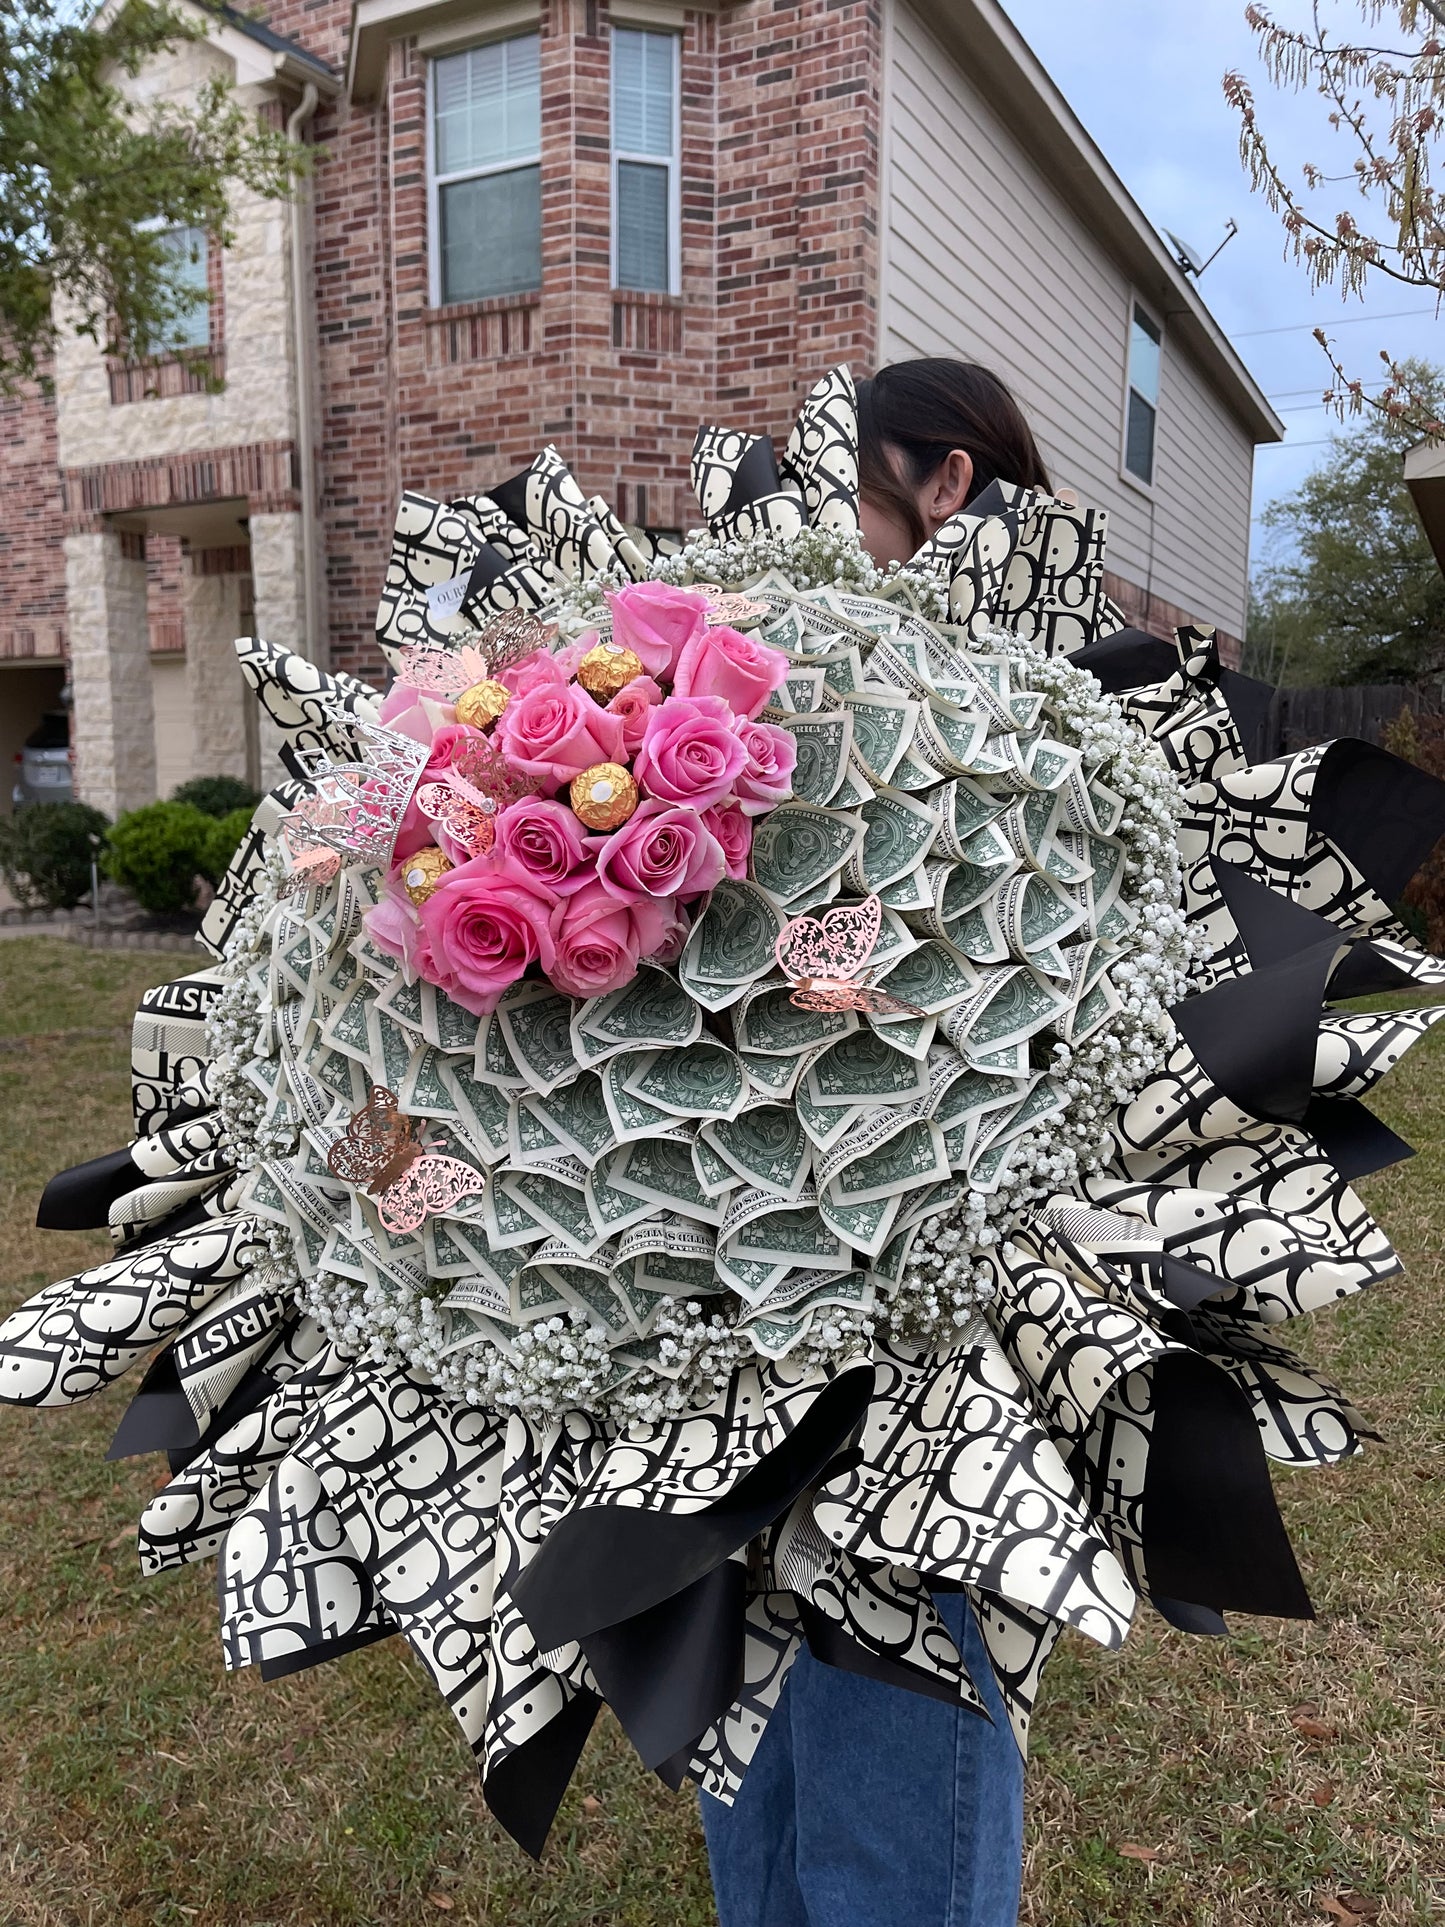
[856,359,1052,552]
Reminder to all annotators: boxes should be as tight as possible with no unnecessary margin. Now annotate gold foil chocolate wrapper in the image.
[454,679,511,729]
[570,762,639,830]
[576,641,644,698]
[401,845,453,905]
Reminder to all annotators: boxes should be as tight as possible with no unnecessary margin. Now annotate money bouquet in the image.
[5,366,1445,1857]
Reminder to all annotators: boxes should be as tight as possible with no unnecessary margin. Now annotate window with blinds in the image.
[612,27,678,295]
[135,224,210,354]
[431,34,542,305]
[1123,302,1162,487]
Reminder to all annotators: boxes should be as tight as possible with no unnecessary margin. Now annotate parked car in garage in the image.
[12,712,73,808]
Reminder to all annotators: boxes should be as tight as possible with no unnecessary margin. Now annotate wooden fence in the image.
[1252,683,1441,761]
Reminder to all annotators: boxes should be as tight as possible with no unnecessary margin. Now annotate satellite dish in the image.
[1165,219,1239,279]
[1167,230,1207,276]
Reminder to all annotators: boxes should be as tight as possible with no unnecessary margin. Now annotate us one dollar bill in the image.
[750,802,866,903]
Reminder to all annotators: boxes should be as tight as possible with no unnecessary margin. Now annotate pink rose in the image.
[671,623,789,720]
[703,802,753,880]
[394,722,485,859]
[596,799,726,903]
[492,796,599,898]
[497,647,566,697]
[634,695,749,811]
[633,895,689,963]
[606,675,665,754]
[604,580,709,678]
[417,860,555,1014]
[732,719,798,816]
[496,679,627,786]
[378,682,458,731]
[548,879,644,998]
[364,875,437,979]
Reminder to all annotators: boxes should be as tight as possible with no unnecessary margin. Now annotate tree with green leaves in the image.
[1246,358,1445,683]
[1,0,303,390]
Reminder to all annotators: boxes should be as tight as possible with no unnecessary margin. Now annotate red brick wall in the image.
[0,370,68,663]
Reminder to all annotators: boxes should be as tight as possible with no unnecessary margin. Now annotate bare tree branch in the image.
[1227,1,1445,442]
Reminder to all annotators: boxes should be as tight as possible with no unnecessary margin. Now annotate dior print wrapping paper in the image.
[5,366,1445,1857]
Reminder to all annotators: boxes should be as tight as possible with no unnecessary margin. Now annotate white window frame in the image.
[135,215,212,355]
[1119,294,1163,495]
[610,26,681,298]
[427,30,543,310]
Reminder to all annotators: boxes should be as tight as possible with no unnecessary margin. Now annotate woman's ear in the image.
[919,449,975,534]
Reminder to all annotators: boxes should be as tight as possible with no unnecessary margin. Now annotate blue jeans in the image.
[700,1592,1023,1927]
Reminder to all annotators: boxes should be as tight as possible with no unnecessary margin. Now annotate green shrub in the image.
[104,801,216,914]
[170,774,260,818]
[201,805,254,884]
[0,801,109,911]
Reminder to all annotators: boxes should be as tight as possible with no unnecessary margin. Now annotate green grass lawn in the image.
[0,936,1441,1926]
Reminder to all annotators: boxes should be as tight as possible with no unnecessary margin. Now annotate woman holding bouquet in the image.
[700,356,1052,1927]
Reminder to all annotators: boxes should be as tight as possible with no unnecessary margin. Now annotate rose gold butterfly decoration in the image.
[327,1086,484,1236]
[412,733,548,859]
[698,589,771,629]
[277,780,350,894]
[396,642,495,698]
[477,609,559,678]
[774,894,924,1016]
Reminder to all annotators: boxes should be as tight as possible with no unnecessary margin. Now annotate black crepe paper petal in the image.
[1310,739,1445,902]
[1141,1354,1313,1621]
[1171,940,1340,1124]
[483,1688,602,1861]
[512,1366,874,1652]
[582,1561,745,1771]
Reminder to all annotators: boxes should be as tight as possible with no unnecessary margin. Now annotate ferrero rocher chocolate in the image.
[576,641,644,699]
[454,679,511,729]
[401,845,453,905]
[570,762,639,831]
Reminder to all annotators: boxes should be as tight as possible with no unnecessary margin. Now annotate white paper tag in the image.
[425,574,469,620]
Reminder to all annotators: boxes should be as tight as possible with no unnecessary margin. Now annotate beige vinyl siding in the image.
[881,0,1253,636]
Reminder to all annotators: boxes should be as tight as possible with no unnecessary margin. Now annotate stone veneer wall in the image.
[64,531,156,817]
[52,40,298,472]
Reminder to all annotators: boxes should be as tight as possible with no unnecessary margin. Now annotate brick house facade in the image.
[0,0,1281,816]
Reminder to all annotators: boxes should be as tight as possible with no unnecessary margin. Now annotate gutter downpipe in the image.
[286,80,321,662]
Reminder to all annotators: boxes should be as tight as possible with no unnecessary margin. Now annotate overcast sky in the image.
[998,0,1443,566]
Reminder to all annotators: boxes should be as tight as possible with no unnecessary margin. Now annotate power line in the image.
[1256,436,1336,449]
[1265,381,1386,401]
[1229,305,1439,339]
[1274,397,1369,412]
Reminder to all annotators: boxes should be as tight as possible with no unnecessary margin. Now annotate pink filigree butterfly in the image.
[774,894,923,1016]
[277,778,354,893]
[398,612,558,694]
[414,737,547,859]
[415,776,501,857]
[327,1086,484,1236]
[697,589,770,628]
[397,642,495,697]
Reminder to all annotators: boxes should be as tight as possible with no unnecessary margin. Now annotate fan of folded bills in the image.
[5,366,1444,1856]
